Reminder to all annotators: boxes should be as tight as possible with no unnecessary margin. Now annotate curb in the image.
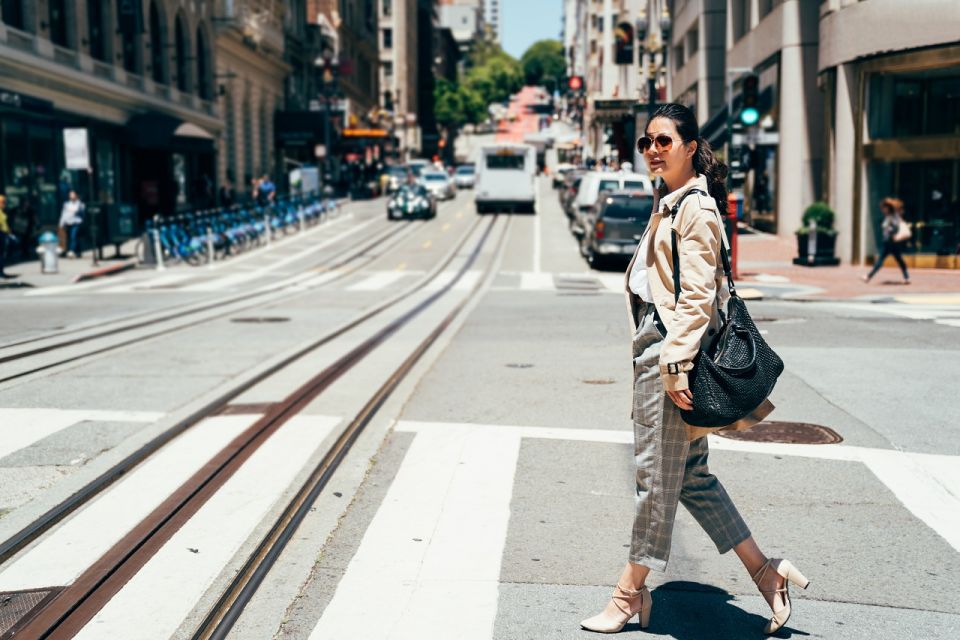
[71,259,138,283]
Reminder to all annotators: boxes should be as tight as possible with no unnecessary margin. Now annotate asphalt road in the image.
[0,175,958,639]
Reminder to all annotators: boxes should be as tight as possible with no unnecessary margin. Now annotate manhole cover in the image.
[0,588,62,635]
[230,317,291,324]
[506,363,534,369]
[716,421,843,445]
[583,378,616,385]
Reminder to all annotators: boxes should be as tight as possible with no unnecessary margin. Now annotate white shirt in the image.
[59,200,84,226]
[628,231,654,302]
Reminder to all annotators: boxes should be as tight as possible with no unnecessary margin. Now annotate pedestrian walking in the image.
[581,104,808,636]
[58,190,85,258]
[258,174,276,206]
[0,194,14,278]
[862,197,910,283]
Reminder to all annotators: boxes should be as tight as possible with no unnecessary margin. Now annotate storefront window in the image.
[869,159,959,256]
[871,71,960,138]
[95,138,117,203]
[2,0,24,31]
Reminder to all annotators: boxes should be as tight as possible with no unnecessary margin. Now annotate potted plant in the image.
[793,201,840,266]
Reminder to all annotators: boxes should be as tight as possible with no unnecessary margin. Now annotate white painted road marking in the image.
[0,408,162,460]
[73,415,340,639]
[347,270,409,292]
[0,414,256,590]
[310,413,960,640]
[309,422,520,640]
[424,269,483,292]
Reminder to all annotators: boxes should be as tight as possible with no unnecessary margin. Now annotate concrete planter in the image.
[793,231,841,266]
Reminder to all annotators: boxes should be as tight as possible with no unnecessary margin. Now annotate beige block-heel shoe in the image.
[752,558,810,635]
[580,583,652,633]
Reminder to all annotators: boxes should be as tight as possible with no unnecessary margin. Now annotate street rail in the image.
[2,214,503,638]
[0,215,422,385]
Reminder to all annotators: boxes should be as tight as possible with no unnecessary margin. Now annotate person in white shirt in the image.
[59,190,85,258]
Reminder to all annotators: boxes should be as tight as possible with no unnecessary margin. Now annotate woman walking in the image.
[59,190,85,258]
[862,197,910,283]
[581,104,808,635]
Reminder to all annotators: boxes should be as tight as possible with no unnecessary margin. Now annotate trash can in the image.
[37,231,60,274]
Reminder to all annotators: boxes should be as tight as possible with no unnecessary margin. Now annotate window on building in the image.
[383,61,393,77]
[48,0,69,47]
[687,26,699,57]
[149,2,165,83]
[196,26,211,100]
[259,97,269,177]
[1,0,24,30]
[174,15,189,92]
[732,0,750,41]
[242,86,253,184]
[758,0,779,19]
[382,0,391,17]
[225,92,237,185]
[118,0,142,73]
[674,43,684,68]
[383,28,392,49]
[87,0,106,61]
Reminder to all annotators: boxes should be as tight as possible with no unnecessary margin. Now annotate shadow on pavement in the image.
[635,581,809,639]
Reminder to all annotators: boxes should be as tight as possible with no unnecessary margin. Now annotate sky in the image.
[501,0,563,59]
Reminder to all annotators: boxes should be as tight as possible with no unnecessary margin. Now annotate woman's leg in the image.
[865,243,891,280]
[68,224,81,256]
[891,243,909,280]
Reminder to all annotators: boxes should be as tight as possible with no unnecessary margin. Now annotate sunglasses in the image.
[637,134,676,154]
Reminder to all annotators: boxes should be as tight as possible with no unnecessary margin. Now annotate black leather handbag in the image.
[665,189,784,428]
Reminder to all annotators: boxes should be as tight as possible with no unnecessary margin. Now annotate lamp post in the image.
[637,5,671,118]
[314,48,339,192]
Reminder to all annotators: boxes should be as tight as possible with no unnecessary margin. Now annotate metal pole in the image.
[87,169,98,267]
[152,215,165,272]
[206,226,215,267]
[264,212,271,247]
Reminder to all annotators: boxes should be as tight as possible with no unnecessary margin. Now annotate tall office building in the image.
[483,0,501,41]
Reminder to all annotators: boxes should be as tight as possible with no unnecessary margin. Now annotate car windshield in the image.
[455,166,474,174]
[408,163,427,176]
[388,167,408,177]
[601,196,654,220]
[423,174,447,182]
[598,179,620,192]
[623,180,647,190]
[398,184,426,196]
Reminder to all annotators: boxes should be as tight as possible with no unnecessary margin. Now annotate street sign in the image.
[63,128,90,170]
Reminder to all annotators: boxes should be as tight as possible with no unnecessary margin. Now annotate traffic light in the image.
[739,74,759,126]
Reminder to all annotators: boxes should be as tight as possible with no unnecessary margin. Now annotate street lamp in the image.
[314,47,339,190]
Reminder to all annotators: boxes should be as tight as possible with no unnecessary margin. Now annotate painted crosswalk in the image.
[0,408,162,460]
[309,420,960,639]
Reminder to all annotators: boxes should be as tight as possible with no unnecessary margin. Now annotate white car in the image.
[571,171,653,236]
[420,171,455,200]
[453,165,476,189]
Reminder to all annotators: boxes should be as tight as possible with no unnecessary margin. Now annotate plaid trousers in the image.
[629,303,751,571]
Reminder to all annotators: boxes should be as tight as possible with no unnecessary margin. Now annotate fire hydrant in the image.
[37,231,60,274]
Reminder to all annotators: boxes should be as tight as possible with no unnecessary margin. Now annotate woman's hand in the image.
[667,389,693,411]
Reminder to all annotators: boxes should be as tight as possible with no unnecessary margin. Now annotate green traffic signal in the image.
[740,107,759,126]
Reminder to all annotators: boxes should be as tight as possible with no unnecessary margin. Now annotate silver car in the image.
[581,189,655,269]
[453,165,476,189]
[420,171,455,200]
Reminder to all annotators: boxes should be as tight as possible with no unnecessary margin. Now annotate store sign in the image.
[63,128,91,170]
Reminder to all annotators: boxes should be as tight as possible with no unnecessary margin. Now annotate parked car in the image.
[420,170,455,200]
[580,189,655,268]
[387,182,436,220]
[560,170,586,219]
[552,163,577,188]
[453,165,476,189]
[571,171,652,236]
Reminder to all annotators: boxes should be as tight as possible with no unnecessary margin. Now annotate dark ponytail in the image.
[646,103,728,207]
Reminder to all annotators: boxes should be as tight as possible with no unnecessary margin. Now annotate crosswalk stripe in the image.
[0,414,257,590]
[0,409,162,461]
[310,422,519,640]
[347,270,409,292]
[423,269,483,292]
[73,415,339,639]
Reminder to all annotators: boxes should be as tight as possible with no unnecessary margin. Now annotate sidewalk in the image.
[735,229,960,301]
[0,240,139,290]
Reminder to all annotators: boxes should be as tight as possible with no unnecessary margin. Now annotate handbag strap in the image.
[669,188,738,304]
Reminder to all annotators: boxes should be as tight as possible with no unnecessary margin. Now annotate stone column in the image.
[831,62,858,265]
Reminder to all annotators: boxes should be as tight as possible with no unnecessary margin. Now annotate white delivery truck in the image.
[474,143,537,214]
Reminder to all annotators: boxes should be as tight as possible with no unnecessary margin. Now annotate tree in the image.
[520,39,565,90]
[434,78,485,127]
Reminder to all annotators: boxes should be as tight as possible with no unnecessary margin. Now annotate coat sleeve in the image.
[659,205,721,391]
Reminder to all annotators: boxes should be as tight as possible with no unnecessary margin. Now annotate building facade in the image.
[0,0,223,242]
[819,0,960,268]
[482,0,500,42]
[380,0,421,159]
[664,0,960,267]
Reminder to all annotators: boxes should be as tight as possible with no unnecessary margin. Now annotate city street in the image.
[0,173,958,639]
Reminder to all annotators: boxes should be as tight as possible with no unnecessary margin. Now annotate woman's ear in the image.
[687,139,698,160]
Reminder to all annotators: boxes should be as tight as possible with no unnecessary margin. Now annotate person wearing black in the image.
[0,194,16,279]
[863,197,910,283]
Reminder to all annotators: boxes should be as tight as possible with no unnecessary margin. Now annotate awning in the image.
[126,113,215,152]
